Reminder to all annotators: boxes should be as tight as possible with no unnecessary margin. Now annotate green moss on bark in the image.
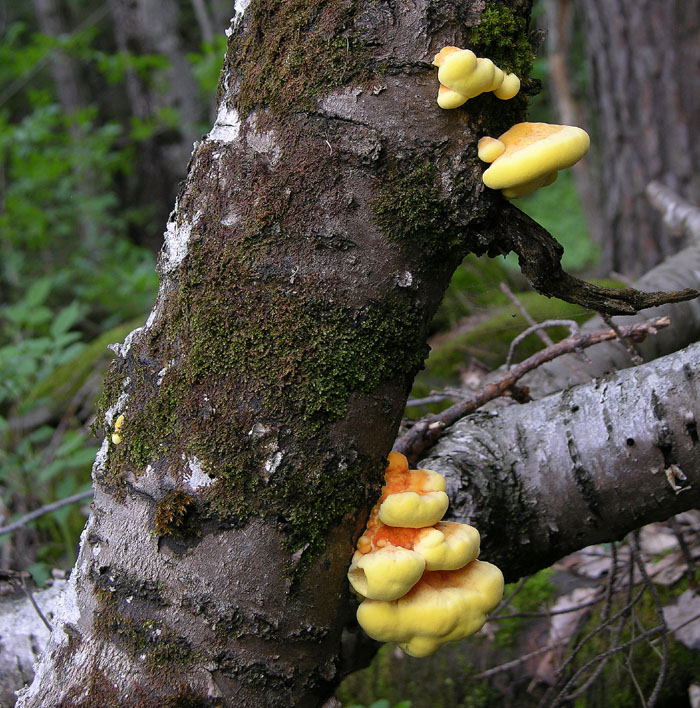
[470,3,536,78]
[227,0,373,117]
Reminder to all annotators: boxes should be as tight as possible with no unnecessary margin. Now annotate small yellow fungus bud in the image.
[437,84,469,110]
[114,414,125,432]
[477,136,506,163]
[348,545,426,601]
[493,72,521,100]
[111,433,123,445]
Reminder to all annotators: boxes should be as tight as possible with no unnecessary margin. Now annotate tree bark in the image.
[579,0,700,276]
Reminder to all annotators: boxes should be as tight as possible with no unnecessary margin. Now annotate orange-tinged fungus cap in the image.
[481,122,589,198]
[356,560,505,657]
[377,452,448,528]
[432,46,462,67]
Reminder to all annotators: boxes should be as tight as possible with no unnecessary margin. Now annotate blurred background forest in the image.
[1,1,699,707]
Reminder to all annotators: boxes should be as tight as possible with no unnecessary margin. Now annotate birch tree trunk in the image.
[16,2,534,705]
[13,2,698,706]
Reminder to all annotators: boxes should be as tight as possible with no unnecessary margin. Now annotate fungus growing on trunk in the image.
[349,453,504,655]
[479,122,590,198]
[432,46,520,108]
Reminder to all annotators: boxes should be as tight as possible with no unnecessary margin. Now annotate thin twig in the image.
[668,516,697,587]
[500,282,555,347]
[629,532,668,708]
[0,490,94,537]
[506,319,580,368]
[491,593,605,621]
[21,576,53,632]
[394,316,670,462]
[492,575,530,615]
[599,312,644,365]
[471,639,568,680]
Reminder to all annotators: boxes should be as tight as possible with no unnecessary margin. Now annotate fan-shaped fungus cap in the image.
[348,545,426,601]
[378,452,448,528]
[356,560,505,657]
[349,516,482,599]
[481,122,590,198]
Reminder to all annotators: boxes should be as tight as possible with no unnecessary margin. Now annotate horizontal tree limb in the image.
[421,342,700,582]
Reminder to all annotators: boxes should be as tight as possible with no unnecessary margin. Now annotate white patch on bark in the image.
[396,271,413,287]
[228,0,251,33]
[109,328,143,358]
[264,451,283,477]
[104,387,130,428]
[186,457,215,490]
[246,115,281,164]
[221,212,241,226]
[161,210,198,273]
[209,104,241,143]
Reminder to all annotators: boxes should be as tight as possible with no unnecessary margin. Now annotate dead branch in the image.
[0,490,93,537]
[646,181,700,241]
[394,316,671,462]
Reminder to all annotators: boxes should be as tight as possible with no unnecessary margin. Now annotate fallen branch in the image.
[646,181,700,241]
[394,316,671,462]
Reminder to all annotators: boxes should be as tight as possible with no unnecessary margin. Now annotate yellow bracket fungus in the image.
[111,413,125,445]
[432,46,520,109]
[357,561,504,657]
[479,122,590,198]
[349,452,504,656]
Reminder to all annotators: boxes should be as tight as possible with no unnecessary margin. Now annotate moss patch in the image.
[227,0,373,117]
[153,490,199,538]
[95,591,199,671]
[470,3,536,78]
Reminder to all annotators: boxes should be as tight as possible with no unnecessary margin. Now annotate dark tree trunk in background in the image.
[108,0,206,251]
[580,0,700,276]
[32,0,86,116]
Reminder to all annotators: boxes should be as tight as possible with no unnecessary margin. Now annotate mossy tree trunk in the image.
[16,1,541,706]
[14,1,699,706]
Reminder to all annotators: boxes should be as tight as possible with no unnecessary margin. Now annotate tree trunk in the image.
[16,2,537,705]
[32,0,85,116]
[108,0,206,251]
[580,0,700,276]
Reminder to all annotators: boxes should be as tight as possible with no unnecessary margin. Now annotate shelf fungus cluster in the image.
[432,46,521,110]
[432,46,591,198]
[348,452,504,657]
